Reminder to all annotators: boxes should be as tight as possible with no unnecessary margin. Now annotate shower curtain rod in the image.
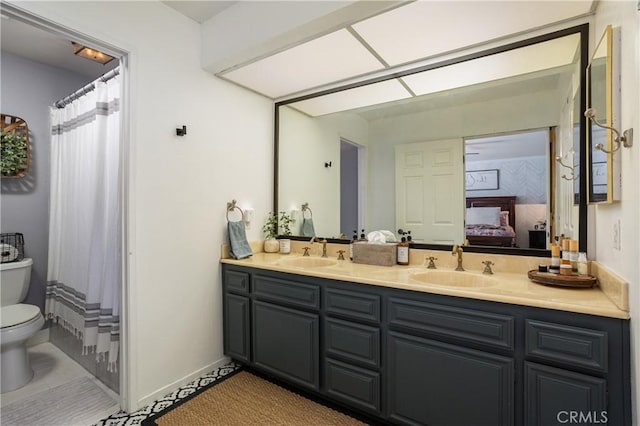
[54,67,120,109]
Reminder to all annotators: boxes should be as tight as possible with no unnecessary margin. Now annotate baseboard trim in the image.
[27,327,50,347]
[136,356,231,410]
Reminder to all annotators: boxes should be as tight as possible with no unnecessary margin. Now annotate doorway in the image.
[340,139,362,237]
[1,3,130,412]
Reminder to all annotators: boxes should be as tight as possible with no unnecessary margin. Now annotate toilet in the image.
[1,258,45,393]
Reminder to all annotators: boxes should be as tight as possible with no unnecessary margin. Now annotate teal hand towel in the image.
[227,221,252,259]
[301,218,316,238]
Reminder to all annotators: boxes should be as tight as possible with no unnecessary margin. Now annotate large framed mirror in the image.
[587,25,618,204]
[275,24,588,255]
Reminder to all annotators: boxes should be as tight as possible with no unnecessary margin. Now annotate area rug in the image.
[142,370,366,425]
[1,376,119,426]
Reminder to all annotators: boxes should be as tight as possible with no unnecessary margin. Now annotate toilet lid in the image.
[1,304,41,328]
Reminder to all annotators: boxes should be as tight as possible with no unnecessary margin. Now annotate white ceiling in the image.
[465,129,548,162]
[0,1,236,81]
[162,1,236,23]
[1,1,592,100]
[0,15,118,79]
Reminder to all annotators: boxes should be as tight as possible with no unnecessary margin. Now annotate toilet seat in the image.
[1,304,41,329]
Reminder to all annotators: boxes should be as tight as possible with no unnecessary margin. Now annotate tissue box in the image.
[352,242,397,266]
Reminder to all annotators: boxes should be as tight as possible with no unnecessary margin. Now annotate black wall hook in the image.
[324,161,332,168]
[176,125,187,136]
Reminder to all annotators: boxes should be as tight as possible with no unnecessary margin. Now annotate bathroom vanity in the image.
[221,253,630,425]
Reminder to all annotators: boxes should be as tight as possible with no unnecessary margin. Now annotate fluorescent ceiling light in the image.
[222,29,385,98]
[290,79,412,117]
[403,34,580,97]
[352,1,592,66]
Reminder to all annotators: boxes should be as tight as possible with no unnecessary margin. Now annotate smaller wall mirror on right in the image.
[587,25,619,203]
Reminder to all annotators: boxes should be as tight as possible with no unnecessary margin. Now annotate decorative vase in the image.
[264,238,279,253]
[279,239,291,254]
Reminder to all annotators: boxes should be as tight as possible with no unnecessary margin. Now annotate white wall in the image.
[10,1,273,411]
[592,1,640,422]
[278,106,368,237]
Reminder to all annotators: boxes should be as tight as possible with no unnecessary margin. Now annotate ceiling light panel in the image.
[222,29,385,98]
[352,1,592,66]
[403,33,580,97]
[290,79,412,117]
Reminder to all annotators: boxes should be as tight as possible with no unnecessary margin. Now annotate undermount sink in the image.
[278,257,338,268]
[409,270,496,288]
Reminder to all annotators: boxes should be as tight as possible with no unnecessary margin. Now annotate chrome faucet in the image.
[452,245,464,271]
[309,236,328,257]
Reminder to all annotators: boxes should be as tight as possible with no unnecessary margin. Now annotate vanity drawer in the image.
[325,358,381,415]
[325,318,380,368]
[253,275,320,311]
[388,297,514,350]
[224,270,250,295]
[325,288,381,324]
[525,320,608,373]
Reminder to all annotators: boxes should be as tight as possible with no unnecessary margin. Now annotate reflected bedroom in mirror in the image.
[276,25,588,254]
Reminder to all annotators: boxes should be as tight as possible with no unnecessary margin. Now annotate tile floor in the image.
[1,342,120,425]
[1,342,241,426]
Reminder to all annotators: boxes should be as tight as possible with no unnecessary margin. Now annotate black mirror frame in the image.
[273,24,589,257]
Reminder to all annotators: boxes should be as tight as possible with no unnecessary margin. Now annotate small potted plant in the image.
[278,211,293,254]
[262,212,280,253]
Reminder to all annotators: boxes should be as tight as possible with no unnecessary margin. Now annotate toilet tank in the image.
[0,258,33,306]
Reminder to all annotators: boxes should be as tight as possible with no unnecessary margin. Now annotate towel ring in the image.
[302,203,313,219]
[226,200,244,222]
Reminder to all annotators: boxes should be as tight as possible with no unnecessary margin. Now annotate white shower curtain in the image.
[45,71,121,371]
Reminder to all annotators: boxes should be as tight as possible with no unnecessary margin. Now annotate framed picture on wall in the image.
[465,169,499,191]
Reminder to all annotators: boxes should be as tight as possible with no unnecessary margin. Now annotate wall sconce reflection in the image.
[556,148,577,181]
[585,108,633,154]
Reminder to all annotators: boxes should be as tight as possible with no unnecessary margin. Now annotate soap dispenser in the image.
[397,229,409,265]
[350,230,358,261]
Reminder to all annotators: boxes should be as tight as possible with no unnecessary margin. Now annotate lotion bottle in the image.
[550,243,560,274]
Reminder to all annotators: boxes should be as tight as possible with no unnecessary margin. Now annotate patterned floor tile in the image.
[93,362,241,426]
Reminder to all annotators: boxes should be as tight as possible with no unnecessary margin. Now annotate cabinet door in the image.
[223,293,250,363]
[252,300,319,391]
[388,331,514,426]
[525,362,607,426]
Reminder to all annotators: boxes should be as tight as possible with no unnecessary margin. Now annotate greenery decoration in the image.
[279,211,293,236]
[262,211,293,238]
[1,131,28,176]
[263,212,279,239]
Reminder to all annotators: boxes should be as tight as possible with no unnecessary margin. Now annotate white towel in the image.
[1,244,19,263]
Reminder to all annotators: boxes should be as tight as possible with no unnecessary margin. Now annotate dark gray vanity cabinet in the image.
[222,270,250,363]
[323,287,382,415]
[221,264,631,426]
[523,320,612,426]
[386,296,515,425]
[251,275,320,392]
[524,362,607,426]
[388,332,514,425]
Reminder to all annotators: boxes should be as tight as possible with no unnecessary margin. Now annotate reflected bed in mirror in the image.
[275,25,589,255]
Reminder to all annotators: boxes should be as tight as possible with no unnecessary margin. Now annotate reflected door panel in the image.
[395,139,464,244]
